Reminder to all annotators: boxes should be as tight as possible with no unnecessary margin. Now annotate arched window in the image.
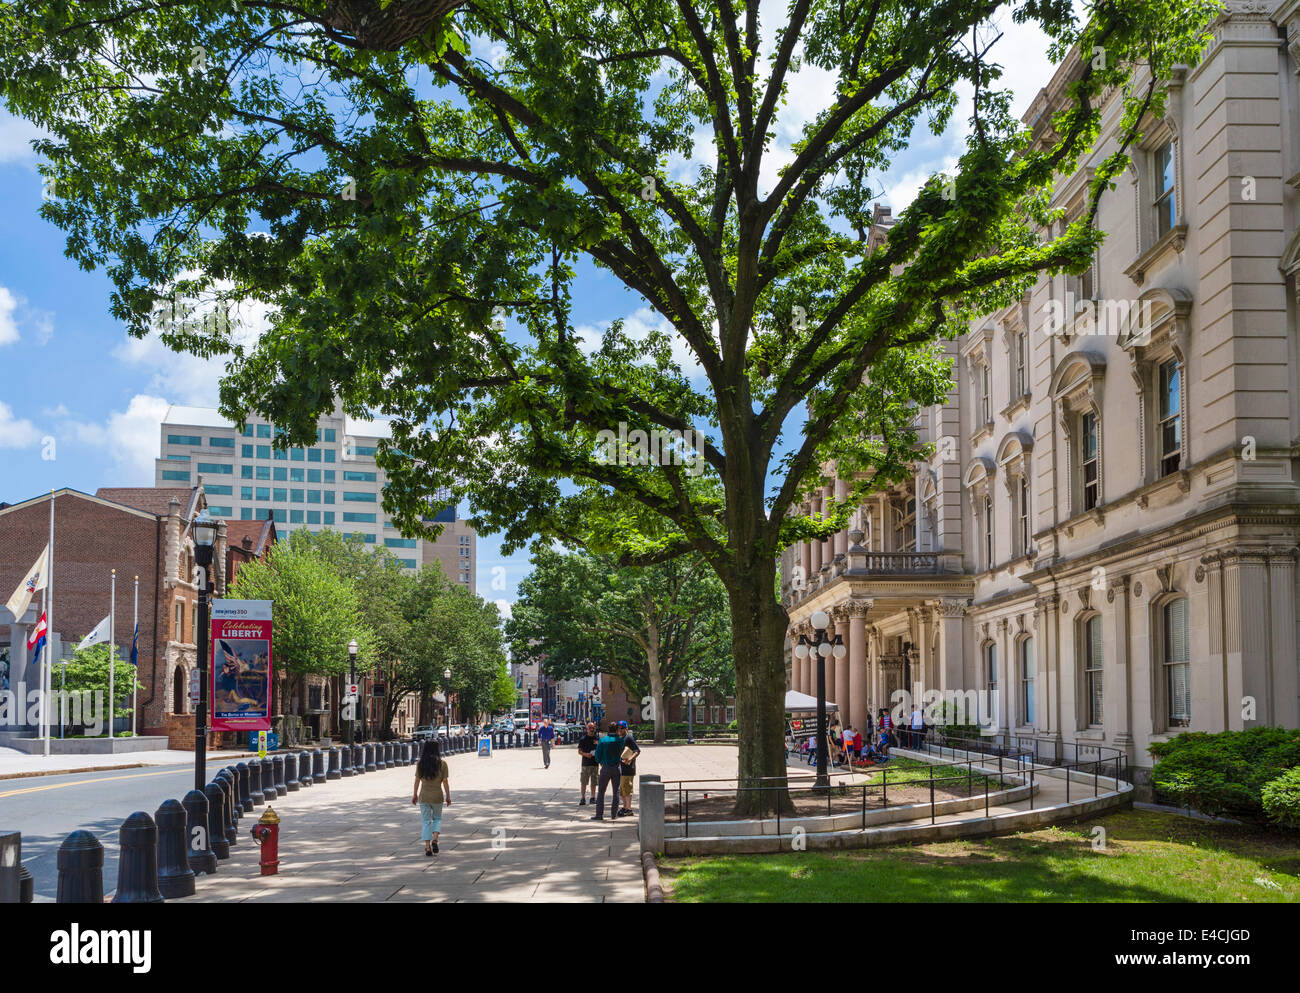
[1020,637,1035,726]
[1084,616,1103,726]
[1163,598,1190,728]
[985,643,998,694]
[173,665,187,715]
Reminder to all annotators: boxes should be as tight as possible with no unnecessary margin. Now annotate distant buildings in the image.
[154,401,476,589]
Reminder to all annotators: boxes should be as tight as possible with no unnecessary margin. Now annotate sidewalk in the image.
[177,741,780,903]
[0,746,258,780]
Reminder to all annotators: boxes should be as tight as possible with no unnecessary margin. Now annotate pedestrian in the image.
[853,726,863,763]
[539,717,555,769]
[591,723,623,821]
[616,720,641,818]
[577,721,599,806]
[411,739,451,856]
[910,705,925,750]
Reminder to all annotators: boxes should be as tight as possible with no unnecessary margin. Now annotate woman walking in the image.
[411,739,451,856]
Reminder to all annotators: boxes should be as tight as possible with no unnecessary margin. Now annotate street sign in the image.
[346,683,359,697]
[257,730,267,759]
[189,668,200,707]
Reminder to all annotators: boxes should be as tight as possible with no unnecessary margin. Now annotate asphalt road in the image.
[1,760,230,900]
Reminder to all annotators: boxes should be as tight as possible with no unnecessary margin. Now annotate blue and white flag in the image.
[77,615,111,651]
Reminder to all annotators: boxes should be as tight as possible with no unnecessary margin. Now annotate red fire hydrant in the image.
[250,807,280,875]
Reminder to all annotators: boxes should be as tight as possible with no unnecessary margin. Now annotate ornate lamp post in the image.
[793,609,845,788]
[346,639,358,748]
[680,678,703,744]
[191,511,218,793]
[443,667,452,740]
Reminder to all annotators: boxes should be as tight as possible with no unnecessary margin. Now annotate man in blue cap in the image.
[616,720,641,818]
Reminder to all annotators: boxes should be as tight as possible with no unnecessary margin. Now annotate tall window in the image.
[1153,140,1176,238]
[983,495,993,569]
[1020,637,1035,726]
[1081,411,1099,511]
[894,497,917,552]
[1158,359,1181,477]
[1018,477,1030,555]
[1014,333,1027,397]
[980,364,991,423]
[1084,616,1103,726]
[985,644,997,694]
[1164,598,1191,728]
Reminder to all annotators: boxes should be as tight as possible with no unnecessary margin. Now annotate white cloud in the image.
[0,287,18,345]
[95,394,172,482]
[0,110,45,167]
[574,305,705,379]
[0,401,41,448]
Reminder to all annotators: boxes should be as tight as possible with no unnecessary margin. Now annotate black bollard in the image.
[299,751,313,787]
[384,742,393,767]
[205,783,231,860]
[313,748,327,784]
[354,744,365,773]
[215,773,238,847]
[340,743,353,777]
[365,743,377,772]
[248,760,265,805]
[219,769,241,821]
[272,754,287,797]
[154,799,195,899]
[260,758,276,801]
[283,752,300,791]
[56,830,104,904]
[113,811,163,903]
[236,762,254,812]
[329,746,344,779]
[181,789,217,875]
[514,732,521,748]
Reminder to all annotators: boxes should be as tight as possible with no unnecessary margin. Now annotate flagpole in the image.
[44,490,53,758]
[132,576,138,737]
[108,569,116,740]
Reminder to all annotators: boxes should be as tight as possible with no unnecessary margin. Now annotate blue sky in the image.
[0,8,1056,614]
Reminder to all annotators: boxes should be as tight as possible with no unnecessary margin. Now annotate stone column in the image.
[1268,548,1298,728]
[848,601,870,732]
[938,600,967,694]
[833,478,849,562]
[1201,552,1230,729]
[867,625,880,715]
[821,483,834,571]
[1234,550,1269,730]
[997,618,1011,735]
[831,607,850,729]
[809,495,823,577]
[214,520,228,596]
[1105,576,1133,750]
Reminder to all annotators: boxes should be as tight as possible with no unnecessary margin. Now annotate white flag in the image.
[5,545,49,620]
[77,615,111,651]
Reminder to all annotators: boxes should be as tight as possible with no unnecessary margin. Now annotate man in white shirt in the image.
[909,705,925,749]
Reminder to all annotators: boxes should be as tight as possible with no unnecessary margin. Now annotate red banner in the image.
[209,599,273,732]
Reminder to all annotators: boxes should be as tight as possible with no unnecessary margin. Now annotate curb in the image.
[0,763,151,781]
[641,851,664,903]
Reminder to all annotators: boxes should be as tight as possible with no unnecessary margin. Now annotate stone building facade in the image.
[782,1,1300,785]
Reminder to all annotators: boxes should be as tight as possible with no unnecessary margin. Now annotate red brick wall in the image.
[0,492,174,732]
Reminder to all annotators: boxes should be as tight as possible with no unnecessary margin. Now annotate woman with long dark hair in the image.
[411,739,451,855]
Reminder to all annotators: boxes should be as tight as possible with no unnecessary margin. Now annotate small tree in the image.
[59,643,143,735]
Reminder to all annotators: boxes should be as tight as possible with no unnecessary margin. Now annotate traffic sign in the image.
[346,683,359,697]
[189,668,200,707]
[257,730,267,759]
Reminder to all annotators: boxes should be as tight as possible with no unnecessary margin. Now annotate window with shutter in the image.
[1021,638,1035,726]
[1085,616,1103,726]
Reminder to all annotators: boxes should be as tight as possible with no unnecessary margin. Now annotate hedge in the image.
[1147,727,1300,823]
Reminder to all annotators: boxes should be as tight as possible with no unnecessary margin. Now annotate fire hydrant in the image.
[250,807,280,875]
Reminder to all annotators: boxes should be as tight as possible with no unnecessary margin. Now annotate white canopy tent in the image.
[785,690,836,712]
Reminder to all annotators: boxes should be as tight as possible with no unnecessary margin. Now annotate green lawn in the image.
[658,807,1300,903]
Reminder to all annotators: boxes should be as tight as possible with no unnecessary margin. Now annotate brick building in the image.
[0,485,251,741]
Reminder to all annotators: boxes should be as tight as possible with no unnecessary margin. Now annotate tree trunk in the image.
[646,623,666,745]
[729,560,793,816]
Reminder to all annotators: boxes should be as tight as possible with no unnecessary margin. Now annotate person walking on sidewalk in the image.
[616,720,641,818]
[591,723,623,821]
[412,739,451,856]
[577,721,600,806]
[538,717,555,769]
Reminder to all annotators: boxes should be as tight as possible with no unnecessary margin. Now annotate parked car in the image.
[411,726,434,741]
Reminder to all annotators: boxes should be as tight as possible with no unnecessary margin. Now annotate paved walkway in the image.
[178,741,772,903]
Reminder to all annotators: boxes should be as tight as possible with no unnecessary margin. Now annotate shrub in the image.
[1147,727,1300,823]
[1261,767,1300,831]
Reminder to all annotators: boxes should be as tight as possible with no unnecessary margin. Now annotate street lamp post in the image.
[443,667,451,741]
[191,511,218,794]
[794,609,845,789]
[681,678,702,744]
[347,639,358,749]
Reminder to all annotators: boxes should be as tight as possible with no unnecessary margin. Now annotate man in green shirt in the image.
[591,723,623,821]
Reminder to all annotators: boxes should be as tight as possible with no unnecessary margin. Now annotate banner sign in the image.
[787,718,816,740]
[210,599,273,732]
[530,699,542,722]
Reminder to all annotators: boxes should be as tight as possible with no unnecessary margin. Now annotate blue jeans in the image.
[420,802,444,840]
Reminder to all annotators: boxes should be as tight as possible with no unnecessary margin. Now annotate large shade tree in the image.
[1,0,1215,811]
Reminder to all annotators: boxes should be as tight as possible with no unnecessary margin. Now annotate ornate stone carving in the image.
[1195,565,1205,583]
[938,598,968,618]
[1106,588,1115,603]
[1133,581,1143,598]
[1155,563,1173,594]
